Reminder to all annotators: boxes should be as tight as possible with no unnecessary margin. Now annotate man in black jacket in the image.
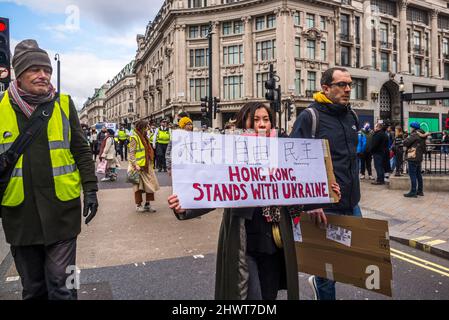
[0,40,98,300]
[369,123,389,185]
[290,67,360,300]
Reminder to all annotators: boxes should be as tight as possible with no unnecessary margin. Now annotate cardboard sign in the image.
[171,130,338,209]
[295,213,393,297]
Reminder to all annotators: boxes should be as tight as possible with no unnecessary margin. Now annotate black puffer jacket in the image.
[290,102,360,212]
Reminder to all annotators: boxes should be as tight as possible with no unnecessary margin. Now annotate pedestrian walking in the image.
[129,120,160,212]
[403,122,429,197]
[370,123,389,185]
[0,39,98,300]
[91,128,98,160]
[290,67,362,300]
[100,129,119,182]
[153,119,170,172]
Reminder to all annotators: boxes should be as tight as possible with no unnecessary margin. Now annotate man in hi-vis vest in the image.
[0,40,98,300]
[152,119,170,172]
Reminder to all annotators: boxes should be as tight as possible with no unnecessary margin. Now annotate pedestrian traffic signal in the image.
[200,96,208,118]
[265,77,276,101]
[213,97,220,119]
[0,17,10,91]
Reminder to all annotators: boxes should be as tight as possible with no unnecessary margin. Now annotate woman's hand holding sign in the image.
[168,194,185,214]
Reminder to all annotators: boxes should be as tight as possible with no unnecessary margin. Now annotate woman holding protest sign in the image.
[167,102,341,300]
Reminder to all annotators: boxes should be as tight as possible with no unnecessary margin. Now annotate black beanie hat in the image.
[12,39,53,78]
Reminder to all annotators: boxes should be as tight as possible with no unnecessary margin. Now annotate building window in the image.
[392,54,398,73]
[381,52,389,72]
[407,6,429,25]
[321,41,327,61]
[307,71,316,92]
[320,16,326,30]
[424,60,429,77]
[223,75,243,100]
[295,38,301,59]
[444,63,449,80]
[189,48,209,67]
[256,40,276,61]
[188,0,206,8]
[189,78,209,101]
[424,33,429,56]
[414,57,422,76]
[223,45,243,65]
[341,0,352,5]
[295,70,301,95]
[371,0,397,17]
[256,72,269,98]
[379,23,388,48]
[294,12,300,26]
[341,46,350,66]
[189,25,209,38]
[307,40,316,59]
[355,16,361,44]
[392,25,398,51]
[255,16,265,30]
[340,14,350,40]
[413,85,435,105]
[306,13,315,28]
[372,22,377,47]
[438,15,449,30]
[372,51,377,69]
[443,38,449,57]
[350,78,366,100]
[222,22,232,35]
[267,14,276,28]
[356,47,361,68]
[234,21,244,34]
[413,31,421,51]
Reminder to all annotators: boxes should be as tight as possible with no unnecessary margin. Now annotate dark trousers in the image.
[395,150,404,174]
[11,237,78,300]
[359,152,372,176]
[408,161,423,194]
[246,251,283,300]
[156,143,168,171]
[118,140,128,161]
[373,153,385,182]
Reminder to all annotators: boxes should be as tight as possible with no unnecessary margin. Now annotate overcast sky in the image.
[1,0,164,108]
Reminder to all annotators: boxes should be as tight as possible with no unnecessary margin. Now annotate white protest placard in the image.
[171,130,333,209]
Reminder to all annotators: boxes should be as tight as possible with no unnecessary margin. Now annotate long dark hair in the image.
[135,120,148,134]
[234,102,273,130]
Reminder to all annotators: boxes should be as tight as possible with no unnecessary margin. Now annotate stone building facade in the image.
[82,83,109,128]
[134,0,449,131]
[105,60,137,126]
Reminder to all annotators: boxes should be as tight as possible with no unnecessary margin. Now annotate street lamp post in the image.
[399,77,405,129]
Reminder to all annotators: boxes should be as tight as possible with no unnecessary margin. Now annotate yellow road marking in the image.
[424,240,446,246]
[391,253,449,277]
[391,248,449,273]
[411,236,433,242]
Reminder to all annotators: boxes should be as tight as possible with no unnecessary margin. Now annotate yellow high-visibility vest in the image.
[0,91,81,207]
[130,134,146,167]
[118,130,128,141]
[156,128,170,144]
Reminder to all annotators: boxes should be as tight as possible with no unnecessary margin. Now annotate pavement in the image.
[360,177,449,260]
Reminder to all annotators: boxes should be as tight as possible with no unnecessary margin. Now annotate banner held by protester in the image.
[171,130,338,209]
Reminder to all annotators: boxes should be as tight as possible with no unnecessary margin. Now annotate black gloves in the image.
[83,191,98,224]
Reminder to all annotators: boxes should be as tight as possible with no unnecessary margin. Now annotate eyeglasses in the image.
[329,82,353,89]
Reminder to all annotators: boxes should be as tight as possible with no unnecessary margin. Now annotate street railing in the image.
[403,144,449,175]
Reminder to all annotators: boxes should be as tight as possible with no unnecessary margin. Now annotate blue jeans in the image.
[407,161,423,194]
[314,205,362,300]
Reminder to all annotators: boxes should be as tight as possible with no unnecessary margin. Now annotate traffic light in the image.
[200,96,208,118]
[0,17,10,91]
[265,77,276,101]
[213,97,220,119]
[287,102,295,121]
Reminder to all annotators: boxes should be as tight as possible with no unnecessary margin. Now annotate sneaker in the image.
[308,276,319,300]
[359,174,365,179]
[136,205,146,213]
[369,176,375,180]
[143,203,156,213]
[101,177,111,182]
[403,192,417,198]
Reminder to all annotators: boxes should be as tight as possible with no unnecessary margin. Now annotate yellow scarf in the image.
[313,92,333,104]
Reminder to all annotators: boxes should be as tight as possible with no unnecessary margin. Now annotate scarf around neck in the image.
[8,80,56,118]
